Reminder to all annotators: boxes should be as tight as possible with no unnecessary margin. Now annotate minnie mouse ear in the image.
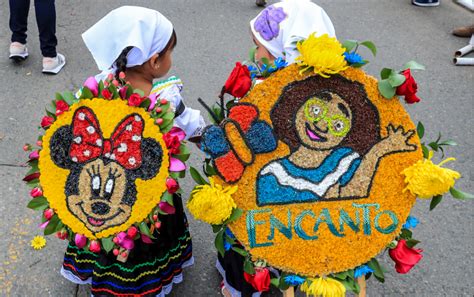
[128,138,163,180]
[50,125,76,169]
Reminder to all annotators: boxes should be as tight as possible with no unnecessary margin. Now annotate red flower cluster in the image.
[163,133,181,155]
[396,69,421,104]
[224,62,252,98]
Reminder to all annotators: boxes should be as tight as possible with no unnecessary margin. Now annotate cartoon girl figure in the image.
[256,75,416,206]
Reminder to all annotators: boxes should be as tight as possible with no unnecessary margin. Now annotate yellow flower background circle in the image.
[39,99,169,239]
[225,65,423,276]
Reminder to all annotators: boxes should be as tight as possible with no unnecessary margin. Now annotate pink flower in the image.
[168,127,186,141]
[89,240,101,253]
[75,234,87,249]
[43,208,54,220]
[30,188,43,198]
[29,150,39,160]
[119,86,128,99]
[116,232,135,250]
[159,201,176,214]
[83,77,99,97]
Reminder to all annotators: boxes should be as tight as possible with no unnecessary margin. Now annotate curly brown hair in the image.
[270,74,381,155]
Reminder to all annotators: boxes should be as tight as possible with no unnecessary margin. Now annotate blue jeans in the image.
[9,0,57,57]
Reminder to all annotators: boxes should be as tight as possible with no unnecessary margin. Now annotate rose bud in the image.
[30,188,43,198]
[152,214,158,221]
[166,178,179,194]
[119,72,126,79]
[89,240,101,253]
[113,249,120,256]
[155,118,163,125]
[155,107,162,113]
[29,150,39,160]
[43,208,54,220]
[23,144,30,151]
[40,116,54,129]
[159,201,175,214]
[36,140,43,147]
[74,234,87,249]
[107,73,114,81]
[127,226,138,238]
[155,221,162,229]
[160,99,168,105]
[112,80,119,87]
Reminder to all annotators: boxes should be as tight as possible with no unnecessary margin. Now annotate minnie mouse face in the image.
[50,107,163,235]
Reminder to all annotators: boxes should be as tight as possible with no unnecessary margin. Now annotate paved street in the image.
[0,0,472,296]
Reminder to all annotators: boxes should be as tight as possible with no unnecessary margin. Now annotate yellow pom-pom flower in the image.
[31,236,46,250]
[187,177,238,225]
[300,277,346,297]
[402,151,461,199]
[295,33,348,78]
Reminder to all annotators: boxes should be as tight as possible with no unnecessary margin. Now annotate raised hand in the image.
[382,124,417,153]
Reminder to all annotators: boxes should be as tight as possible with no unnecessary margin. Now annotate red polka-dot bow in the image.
[69,107,144,170]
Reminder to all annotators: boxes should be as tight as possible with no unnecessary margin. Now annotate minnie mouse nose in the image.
[91,202,110,215]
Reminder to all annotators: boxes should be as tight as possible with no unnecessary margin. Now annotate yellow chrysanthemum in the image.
[295,33,348,78]
[187,177,237,225]
[402,151,461,199]
[31,236,46,250]
[300,277,346,297]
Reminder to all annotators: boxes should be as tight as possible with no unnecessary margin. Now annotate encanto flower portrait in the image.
[256,75,417,205]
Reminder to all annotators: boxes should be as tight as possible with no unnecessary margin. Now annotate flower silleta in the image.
[31,236,47,250]
[187,177,237,225]
[402,151,461,199]
[295,33,348,78]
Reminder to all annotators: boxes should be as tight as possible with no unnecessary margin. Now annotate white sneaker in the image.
[42,53,66,74]
[9,42,29,61]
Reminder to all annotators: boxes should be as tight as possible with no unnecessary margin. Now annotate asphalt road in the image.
[0,0,472,296]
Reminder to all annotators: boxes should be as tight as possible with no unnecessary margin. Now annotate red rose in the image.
[223,62,252,98]
[128,93,144,106]
[163,133,181,155]
[55,100,69,116]
[166,178,180,193]
[244,267,270,292]
[41,116,54,129]
[89,240,101,253]
[389,239,423,274]
[101,89,112,100]
[30,188,43,198]
[396,69,421,104]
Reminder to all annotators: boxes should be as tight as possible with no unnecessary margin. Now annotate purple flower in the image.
[254,6,287,41]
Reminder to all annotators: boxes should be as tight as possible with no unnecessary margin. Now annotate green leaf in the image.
[360,41,377,56]
[62,92,75,105]
[342,40,358,52]
[44,214,60,235]
[378,79,396,99]
[244,259,256,275]
[388,72,406,88]
[260,57,270,66]
[232,247,248,257]
[380,68,393,80]
[139,222,155,239]
[101,237,115,253]
[215,229,225,257]
[421,144,429,159]
[161,191,174,206]
[133,89,145,97]
[428,142,439,151]
[339,278,360,294]
[139,98,151,109]
[98,81,104,95]
[27,197,49,211]
[211,224,223,233]
[270,278,280,288]
[80,87,93,99]
[248,46,257,63]
[406,238,421,248]
[278,274,291,290]
[430,195,443,211]
[55,92,64,101]
[367,258,384,283]
[190,166,208,185]
[204,160,218,177]
[439,140,457,146]
[449,187,474,200]
[225,208,243,224]
[416,122,425,139]
[399,228,413,240]
[402,60,425,71]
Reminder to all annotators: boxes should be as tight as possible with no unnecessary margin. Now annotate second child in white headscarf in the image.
[218,1,336,296]
[60,7,196,296]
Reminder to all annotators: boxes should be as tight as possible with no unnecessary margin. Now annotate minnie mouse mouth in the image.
[77,202,124,227]
[305,123,327,142]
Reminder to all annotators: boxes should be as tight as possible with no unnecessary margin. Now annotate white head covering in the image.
[82,6,173,71]
[250,0,335,64]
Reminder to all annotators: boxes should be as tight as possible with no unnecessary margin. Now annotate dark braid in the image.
[114,46,133,79]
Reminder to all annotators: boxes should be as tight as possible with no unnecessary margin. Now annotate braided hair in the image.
[113,30,177,79]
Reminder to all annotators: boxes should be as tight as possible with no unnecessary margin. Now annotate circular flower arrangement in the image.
[24,73,190,258]
[189,34,472,296]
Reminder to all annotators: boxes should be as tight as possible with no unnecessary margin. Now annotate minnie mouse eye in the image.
[105,178,114,194]
[92,176,101,190]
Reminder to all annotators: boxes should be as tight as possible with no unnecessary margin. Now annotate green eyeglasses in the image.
[304,98,351,137]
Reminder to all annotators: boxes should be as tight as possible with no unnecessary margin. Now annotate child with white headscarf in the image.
[60,7,198,296]
[218,1,335,296]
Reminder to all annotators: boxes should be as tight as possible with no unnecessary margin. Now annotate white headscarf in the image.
[82,6,173,71]
[250,0,335,64]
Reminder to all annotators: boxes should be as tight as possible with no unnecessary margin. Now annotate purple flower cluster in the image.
[254,6,287,41]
